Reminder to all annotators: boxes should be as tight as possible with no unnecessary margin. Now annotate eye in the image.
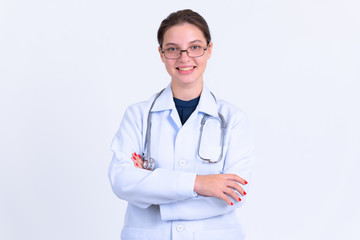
[190,45,201,50]
[166,47,178,52]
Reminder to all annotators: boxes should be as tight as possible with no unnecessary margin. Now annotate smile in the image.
[177,66,195,71]
[176,66,196,73]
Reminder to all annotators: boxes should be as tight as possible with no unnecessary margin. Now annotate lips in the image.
[176,66,196,74]
[177,66,195,71]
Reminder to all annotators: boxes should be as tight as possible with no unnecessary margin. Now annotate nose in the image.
[179,50,190,61]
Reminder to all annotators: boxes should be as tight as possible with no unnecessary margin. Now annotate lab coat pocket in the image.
[197,145,228,174]
[193,228,244,240]
[121,227,163,240]
[198,145,222,161]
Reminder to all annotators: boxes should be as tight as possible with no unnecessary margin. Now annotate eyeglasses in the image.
[161,45,209,59]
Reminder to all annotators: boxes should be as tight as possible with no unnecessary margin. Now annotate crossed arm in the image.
[109,105,254,220]
[132,152,247,206]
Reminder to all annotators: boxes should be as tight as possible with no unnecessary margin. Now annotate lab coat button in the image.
[178,160,186,167]
[176,224,184,232]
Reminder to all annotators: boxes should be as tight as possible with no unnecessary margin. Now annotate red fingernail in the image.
[135,163,138,167]
[243,191,247,195]
[244,180,248,185]
[231,202,233,206]
[239,198,241,201]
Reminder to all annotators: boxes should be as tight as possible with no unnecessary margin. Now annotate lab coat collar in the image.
[197,84,219,117]
[150,84,174,112]
[150,83,219,117]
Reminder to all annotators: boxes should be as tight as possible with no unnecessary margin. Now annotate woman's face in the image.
[159,23,212,89]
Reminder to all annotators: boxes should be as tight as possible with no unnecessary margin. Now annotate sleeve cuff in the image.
[160,202,177,221]
[160,172,196,221]
[175,171,197,198]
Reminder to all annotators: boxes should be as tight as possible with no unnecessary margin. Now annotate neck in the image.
[171,81,203,101]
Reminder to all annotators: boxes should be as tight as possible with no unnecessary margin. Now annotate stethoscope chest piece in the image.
[143,157,155,171]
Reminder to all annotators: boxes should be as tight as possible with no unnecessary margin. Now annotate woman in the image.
[109,9,254,240]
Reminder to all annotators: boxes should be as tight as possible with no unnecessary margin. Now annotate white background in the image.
[1,0,359,239]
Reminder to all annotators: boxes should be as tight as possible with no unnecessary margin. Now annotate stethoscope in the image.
[142,89,227,170]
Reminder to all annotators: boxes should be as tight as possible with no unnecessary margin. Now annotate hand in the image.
[131,152,146,170]
[194,174,248,206]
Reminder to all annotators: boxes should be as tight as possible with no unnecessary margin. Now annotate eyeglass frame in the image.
[160,44,210,59]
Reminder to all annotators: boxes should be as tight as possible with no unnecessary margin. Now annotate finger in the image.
[226,181,246,196]
[218,193,234,206]
[227,181,246,196]
[133,153,144,162]
[224,187,242,203]
[132,153,143,162]
[135,156,144,166]
[134,159,144,169]
[137,155,144,162]
[226,174,248,185]
[131,156,144,168]
[132,159,140,168]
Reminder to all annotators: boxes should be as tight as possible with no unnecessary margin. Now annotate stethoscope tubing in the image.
[143,89,226,170]
[197,113,226,163]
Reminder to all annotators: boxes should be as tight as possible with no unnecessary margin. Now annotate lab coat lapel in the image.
[151,84,182,129]
[150,84,173,112]
[197,85,219,118]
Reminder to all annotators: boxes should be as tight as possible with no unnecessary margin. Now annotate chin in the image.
[174,77,201,86]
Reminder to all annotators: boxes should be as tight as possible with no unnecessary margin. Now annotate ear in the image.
[207,42,213,60]
[158,46,165,63]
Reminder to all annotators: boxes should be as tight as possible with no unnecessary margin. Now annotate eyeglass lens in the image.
[164,46,207,59]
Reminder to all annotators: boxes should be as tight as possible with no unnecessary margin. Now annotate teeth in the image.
[178,67,194,71]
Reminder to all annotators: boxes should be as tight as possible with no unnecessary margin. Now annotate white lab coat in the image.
[109,84,254,240]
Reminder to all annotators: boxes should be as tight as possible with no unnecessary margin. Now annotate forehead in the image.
[163,23,206,45]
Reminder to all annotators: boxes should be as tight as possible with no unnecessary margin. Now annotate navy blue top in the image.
[173,96,200,125]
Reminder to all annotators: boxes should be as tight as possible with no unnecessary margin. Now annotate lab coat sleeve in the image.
[159,110,254,221]
[108,105,197,209]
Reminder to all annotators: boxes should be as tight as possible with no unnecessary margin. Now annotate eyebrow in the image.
[164,39,204,47]
[189,40,204,44]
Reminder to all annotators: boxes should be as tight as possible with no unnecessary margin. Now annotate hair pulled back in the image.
[157,9,211,48]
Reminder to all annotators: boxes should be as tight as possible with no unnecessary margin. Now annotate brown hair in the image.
[157,9,211,48]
